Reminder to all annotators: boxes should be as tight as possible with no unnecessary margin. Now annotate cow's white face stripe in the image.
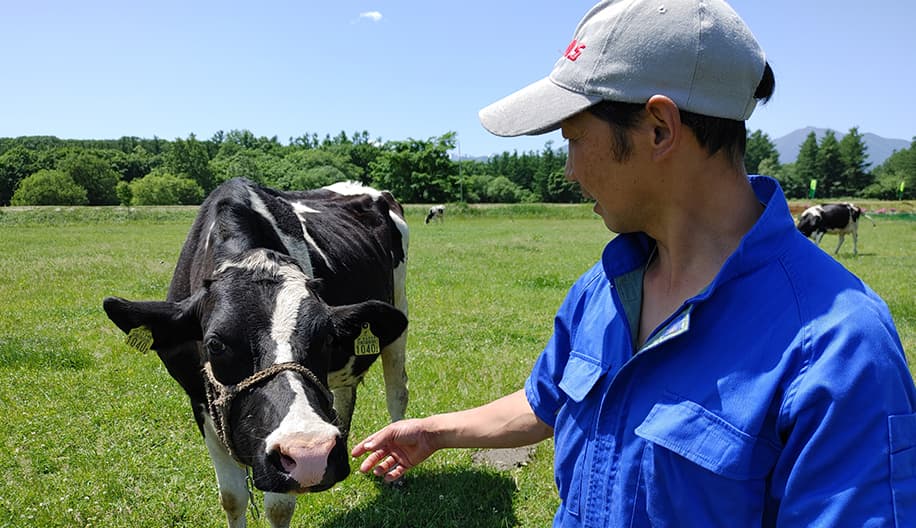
[215,251,305,280]
[264,372,339,452]
[261,253,338,449]
[271,271,309,364]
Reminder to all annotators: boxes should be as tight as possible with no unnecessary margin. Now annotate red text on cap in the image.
[564,40,586,61]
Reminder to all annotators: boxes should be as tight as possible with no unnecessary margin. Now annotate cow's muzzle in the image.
[202,361,340,462]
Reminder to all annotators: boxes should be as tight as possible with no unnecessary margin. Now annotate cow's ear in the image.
[328,300,407,349]
[102,291,204,350]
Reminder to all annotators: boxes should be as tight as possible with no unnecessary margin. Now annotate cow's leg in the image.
[332,384,359,438]
[381,332,408,421]
[204,420,249,528]
[813,231,825,246]
[382,258,409,422]
[834,234,845,254]
[264,493,296,528]
[852,224,859,256]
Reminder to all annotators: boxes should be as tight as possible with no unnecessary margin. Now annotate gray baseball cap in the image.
[479,0,766,137]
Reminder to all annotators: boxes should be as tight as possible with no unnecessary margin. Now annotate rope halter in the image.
[202,361,340,462]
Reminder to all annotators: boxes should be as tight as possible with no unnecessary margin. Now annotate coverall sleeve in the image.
[774,313,916,527]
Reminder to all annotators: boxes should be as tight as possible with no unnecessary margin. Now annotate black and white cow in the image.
[103,178,409,528]
[425,204,445,224]
[796,202,873,256]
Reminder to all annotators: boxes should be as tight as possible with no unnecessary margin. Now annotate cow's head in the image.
[103,249,407,494]
[849,204,863,222]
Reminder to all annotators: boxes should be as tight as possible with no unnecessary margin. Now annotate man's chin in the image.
[591,203,620,233]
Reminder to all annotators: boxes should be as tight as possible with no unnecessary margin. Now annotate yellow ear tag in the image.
[354,323,380,356]
[125,325,154,353]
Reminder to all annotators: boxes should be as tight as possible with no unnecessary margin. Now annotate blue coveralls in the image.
[526,176,916,527]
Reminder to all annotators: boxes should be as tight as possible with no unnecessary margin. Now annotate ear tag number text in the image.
[354,323,380,356]
[126,325,154,353]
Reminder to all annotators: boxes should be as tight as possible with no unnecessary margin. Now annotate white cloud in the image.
[359,11,383,22]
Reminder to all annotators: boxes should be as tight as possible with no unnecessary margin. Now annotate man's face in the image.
[561,110,648,233]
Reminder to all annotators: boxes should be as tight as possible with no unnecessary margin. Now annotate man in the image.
[352,0,916,525]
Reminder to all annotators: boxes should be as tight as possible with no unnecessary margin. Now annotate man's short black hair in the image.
[588,62,775,168]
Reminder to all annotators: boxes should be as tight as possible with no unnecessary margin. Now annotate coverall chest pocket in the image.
[632,396,780,527]
[555,353,605,518]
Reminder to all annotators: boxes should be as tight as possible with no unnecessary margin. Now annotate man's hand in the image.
[351,418,438,482]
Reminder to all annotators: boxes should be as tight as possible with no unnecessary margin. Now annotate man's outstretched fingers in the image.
[358,446,389,474]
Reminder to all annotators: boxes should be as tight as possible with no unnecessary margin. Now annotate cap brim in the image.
[479,77,602,137]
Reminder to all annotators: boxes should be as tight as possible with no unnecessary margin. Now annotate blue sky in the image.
[2,1,914,158]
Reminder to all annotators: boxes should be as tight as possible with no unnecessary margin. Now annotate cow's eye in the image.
[206,338,227,356]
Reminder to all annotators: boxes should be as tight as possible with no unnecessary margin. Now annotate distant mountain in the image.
[773,127,910,168]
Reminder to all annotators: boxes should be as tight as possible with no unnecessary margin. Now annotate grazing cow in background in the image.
[796,202,874,256]
[425,204,445,224]
[103,178,409,528]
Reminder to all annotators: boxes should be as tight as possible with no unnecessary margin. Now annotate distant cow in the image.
[103,178,409,528]
[796,202,874,256]
[425,204,445,224]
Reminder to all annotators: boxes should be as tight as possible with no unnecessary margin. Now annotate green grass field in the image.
[0,203,913,527]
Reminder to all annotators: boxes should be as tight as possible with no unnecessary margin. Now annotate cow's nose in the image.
[270,436,337,489]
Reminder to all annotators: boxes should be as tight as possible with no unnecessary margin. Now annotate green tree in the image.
[838,127,873,195]
[10,169,88,205]
[795,132,819,197]
[344,131,383,184]
[117,136,141,154]
[531,141,573,202]
[116,180,132,206]
[543,168,581,203]
[868,138,916,199]
[148,136,165,155]
[129,172,204,205]
[209,150,292,187]
[0,146,40,205]
[110,145,153,182]
[744,130,780,175]
[483,175,525,203]
[286,166,349,190]
[166,134,214,192]
[278,149,361,189]
[59,151,119,205]
[816,131,845,197]
[756,154,781,178]
[488,150,540,191]
[771,162,806,199]
[369,134,457,203]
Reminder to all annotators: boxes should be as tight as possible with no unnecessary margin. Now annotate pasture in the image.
[0,202,914,527]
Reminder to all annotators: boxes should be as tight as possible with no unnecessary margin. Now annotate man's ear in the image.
[644,95,682,160]
[328,300,408,349]
[102,289,205,350]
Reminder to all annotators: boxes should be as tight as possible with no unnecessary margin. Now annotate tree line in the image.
[1,127,913,207]
[746,128,915,200]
